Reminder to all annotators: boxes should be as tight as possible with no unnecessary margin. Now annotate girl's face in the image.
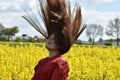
[46,34,59,50]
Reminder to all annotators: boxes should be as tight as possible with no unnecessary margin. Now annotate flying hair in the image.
[22,0,86,44]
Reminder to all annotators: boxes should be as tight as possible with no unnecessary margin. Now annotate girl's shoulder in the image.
[52,56,69,69]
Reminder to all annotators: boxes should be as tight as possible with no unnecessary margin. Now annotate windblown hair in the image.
[22,0,86,54]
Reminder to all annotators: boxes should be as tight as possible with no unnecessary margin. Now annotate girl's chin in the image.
[45,45,51,50]
[46,45,57,51]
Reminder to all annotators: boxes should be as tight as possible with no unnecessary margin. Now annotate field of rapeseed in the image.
[0,42,120,80]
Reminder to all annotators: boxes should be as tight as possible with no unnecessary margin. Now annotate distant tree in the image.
[86,24,104,45]
[10,26,19,36]
[109,38,114,43]
[0,35,8,41]
[88,37,92,43]
[0,23,5,35]
[15,37,23,42]
[99,37,103,44]
[106,18,120,46]
[29,37,35,42]
[2,26,19,41]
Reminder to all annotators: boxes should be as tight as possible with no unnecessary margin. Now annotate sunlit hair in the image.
[22,0,86,54]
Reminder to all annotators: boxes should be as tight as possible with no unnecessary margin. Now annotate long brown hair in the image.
[22,0,86,54]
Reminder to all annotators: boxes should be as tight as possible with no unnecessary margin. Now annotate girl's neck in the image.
[48,50,60,58]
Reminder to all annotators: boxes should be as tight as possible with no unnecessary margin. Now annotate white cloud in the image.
[94,0,115,3]
[0,12,23,27]
[82,8,120,27]
[29,0,36,8]
[0,0,42,37]
[0,2,11,10]
[0,0,30,12]
[0,11,40,36]
[70,0,115,3]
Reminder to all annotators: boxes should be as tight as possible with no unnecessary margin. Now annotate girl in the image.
[31,31,71,80]
[22,0,86,80]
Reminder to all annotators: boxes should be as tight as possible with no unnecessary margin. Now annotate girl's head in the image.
[46,30,72,55]
[23,0,86,55]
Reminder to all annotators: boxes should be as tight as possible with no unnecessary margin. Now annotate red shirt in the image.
[31,55,69,80]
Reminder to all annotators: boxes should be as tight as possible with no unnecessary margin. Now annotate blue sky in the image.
[0,0,120,41]
[81,0,120,12]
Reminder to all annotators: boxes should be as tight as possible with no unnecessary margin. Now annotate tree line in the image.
[0,17,120,46]
[0,23,46,42]
[0,23,19,41]
[86,17,120,46]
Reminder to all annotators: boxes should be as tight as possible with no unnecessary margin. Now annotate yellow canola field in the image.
[0,43,120,80]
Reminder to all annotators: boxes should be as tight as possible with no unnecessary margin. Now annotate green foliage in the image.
[88,37,92,42]
[11,26,19,34]
[0,35,8,41]
[2,26,19,35]
[29,37,35,42]
[109,38,114,43]
[15,37,23,42]
[0,23,5,32]
[39,38,46,42]
[1,26,19,41]
[99,38,103,43]
[104,42,112,46]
